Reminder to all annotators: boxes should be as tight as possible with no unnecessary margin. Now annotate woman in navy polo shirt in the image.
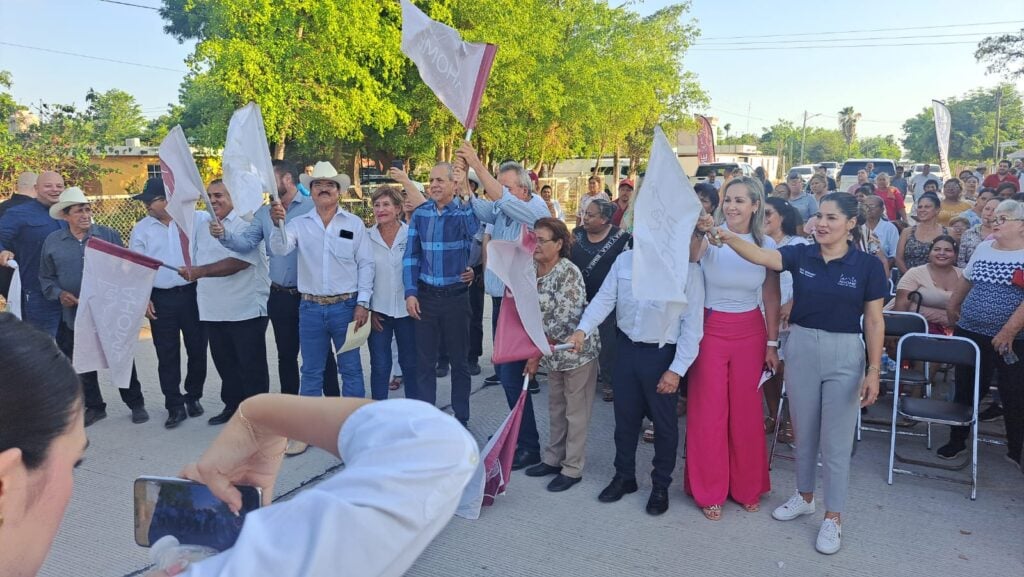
[710,192,886,555]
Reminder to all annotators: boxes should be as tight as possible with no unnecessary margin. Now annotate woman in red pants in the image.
[685,176,781,521]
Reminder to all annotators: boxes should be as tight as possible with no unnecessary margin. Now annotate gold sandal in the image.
[701,504,723,521]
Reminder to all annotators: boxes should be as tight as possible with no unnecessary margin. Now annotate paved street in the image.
[40,307,1024,576]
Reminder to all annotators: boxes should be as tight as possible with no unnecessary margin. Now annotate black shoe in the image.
[436,365,449,378]
[131,406,150,424]
[459,419,470,430]
[186,400,205,417]
[598,475,638,503]
[84,407,107,427]
[164,407,188,429]
[979,403,1004,422]
[645,486,669,515]
[547,474,582,492]
[468,361,482,376]
[528,379,540,394]
[208,408,236,426]
[937,440,967,460]
[484,373,500,386]
[525,462,561,477]
[511,449,541,471]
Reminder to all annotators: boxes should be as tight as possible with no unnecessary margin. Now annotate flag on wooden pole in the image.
[400,0,497,131]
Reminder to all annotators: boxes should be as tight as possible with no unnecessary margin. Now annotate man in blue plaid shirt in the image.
[403,162,480,426]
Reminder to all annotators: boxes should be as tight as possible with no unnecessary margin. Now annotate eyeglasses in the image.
[536,238,558,245]
[986,216,1024,226]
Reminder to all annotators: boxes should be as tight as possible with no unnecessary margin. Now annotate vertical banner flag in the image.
[484,227,549,360]
[632,126,703,305]
[73,238,160,389]
[223,102,279,221]
[400,0,497,130]
[6,260,21,319]
[932,100,952,179]
[696,115,716,164]
[159,125,204,267]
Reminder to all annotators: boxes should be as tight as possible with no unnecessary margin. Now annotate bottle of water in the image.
[887,355,898,373]
[1003,349,1019,365]
[880,353,890,375]
[150,536,218,573]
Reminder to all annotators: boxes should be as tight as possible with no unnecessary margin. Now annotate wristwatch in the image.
[766,340,780,348]
[357,301,369,309]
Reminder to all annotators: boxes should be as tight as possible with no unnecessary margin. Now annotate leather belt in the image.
[301,292,354,305]
[271,283,300,295]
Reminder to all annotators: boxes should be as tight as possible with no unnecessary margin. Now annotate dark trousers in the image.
[267,288,339,396]
[206,317,270,412]
[612,333,679,488]
[56,323,144,411]
[438,268,485,368]
[23,290,62,339]
[597,314,618,385]
[492,296,540,453]
[414,284,471,423]
[150,284,207,410]
[949,327,1024,461]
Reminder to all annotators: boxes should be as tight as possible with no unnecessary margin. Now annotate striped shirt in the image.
[403,199,480,297]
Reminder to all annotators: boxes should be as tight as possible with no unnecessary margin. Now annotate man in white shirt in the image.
[131,178,208,429]
[910,164,942,202]
[570,253,704,516]
[180,179,271,426]
[270,162,374,422]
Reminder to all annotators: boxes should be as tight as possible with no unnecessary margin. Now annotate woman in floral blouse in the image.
[524,217,600,492]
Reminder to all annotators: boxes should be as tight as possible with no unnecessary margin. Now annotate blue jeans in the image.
[298,299,364,397]
[23,290,61,339]
[368,313,417,400]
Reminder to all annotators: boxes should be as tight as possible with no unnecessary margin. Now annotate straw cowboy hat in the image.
[299,161,351,191]
[49,187,91,219]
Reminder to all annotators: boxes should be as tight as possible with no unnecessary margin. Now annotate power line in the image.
[0,42,187,73]
[695,30,1015,47]
[698,20,1024,41]
[97,0,160,9]
[690,40,980,51]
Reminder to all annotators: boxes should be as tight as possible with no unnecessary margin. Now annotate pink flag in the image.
[696,115,715,164]
[159,125,204,266]
[400,0,498,130]
[455,375,529,519]
[485,226,549,362]
[73,238,160,389]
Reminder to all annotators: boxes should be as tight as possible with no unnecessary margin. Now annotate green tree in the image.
[84,88,146,146]
[858,135,900,160]
[975,28,1024,79]
[901,84,1024,162]
[0,71,23,136]
[838,106,861,156]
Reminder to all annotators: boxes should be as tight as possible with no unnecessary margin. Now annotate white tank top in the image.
[701,229,776,312]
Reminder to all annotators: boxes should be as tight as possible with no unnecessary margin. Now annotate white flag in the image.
[631,126,703,304]
[5,260,21,319]
[73,238,159,389]
[485,227,550,358]
[932,100,952,179]
[159,126,204,266]
[400,0,497,129]
[223,102,276,221]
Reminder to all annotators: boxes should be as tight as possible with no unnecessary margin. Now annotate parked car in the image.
[909,163,945,182]
[694,162,755,185]
[788,165,815,184]
[837,158,897,192]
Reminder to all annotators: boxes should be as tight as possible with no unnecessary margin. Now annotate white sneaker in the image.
[772,492,816,521]
[815,518,842,555]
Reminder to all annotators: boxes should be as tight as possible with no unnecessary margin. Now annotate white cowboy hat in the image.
[49,187,91,219]
[299,161,351,191]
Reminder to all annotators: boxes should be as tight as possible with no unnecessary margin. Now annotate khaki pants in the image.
[543,360,599,478]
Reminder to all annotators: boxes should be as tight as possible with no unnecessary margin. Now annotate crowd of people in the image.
[0,149,1022,561]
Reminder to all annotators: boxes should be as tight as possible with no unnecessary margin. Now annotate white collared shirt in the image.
[193,211,270,322]
[184,400,478,577]
[368,222,409,318]
[129,216,188,289]
[269,206,374,302]
[577,251,704,376]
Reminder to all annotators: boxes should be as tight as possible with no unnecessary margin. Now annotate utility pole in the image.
[994,86,1004,167]
[799,110,809,165]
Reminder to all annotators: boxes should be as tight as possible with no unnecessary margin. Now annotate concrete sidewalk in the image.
[40,313,1024,576]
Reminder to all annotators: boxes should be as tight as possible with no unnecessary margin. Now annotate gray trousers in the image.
[784,324,864,513]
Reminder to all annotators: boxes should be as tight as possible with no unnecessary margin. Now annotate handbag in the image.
[491,290,545,365]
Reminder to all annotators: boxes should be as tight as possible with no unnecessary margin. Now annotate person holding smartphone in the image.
[0,313,477,577]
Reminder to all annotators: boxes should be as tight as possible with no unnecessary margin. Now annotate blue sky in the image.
[1,0,1023,139]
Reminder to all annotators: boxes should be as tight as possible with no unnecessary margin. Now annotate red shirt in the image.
[611,198,629,226]
[982,173,1020,190]
[875,186,905,221]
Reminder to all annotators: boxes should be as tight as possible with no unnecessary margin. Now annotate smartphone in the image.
[134,476,262,551]
[390,158,405,170]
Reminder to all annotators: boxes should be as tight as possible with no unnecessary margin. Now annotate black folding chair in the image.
[858,311,931,442]
[887,333,981,500]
